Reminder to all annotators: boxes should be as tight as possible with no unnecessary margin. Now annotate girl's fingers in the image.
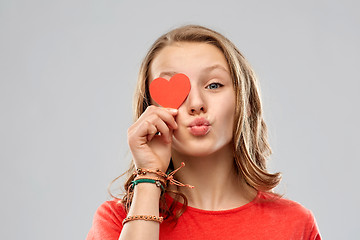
[129,106,178,145]
[155,108,178,130]
[151,118,172,143]
[145,121,158,142]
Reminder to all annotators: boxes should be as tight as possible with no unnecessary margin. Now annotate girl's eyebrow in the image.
[158,71,178,78]
[203,64,229,74]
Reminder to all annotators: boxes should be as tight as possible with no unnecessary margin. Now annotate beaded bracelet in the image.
[134,162,194,189]
[122,215,164,225]
[125,163,194,212]
[134,167,167,179]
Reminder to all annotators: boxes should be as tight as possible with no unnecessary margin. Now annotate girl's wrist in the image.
[128,184,161,219]
[133,181,162,196]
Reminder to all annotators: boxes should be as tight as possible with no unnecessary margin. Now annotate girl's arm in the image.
[118,179,161,240]
[118,106,178,239]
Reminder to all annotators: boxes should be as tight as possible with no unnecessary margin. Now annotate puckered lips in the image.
[188,117,211,136]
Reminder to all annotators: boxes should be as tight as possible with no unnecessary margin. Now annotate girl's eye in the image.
[206,82,223,90]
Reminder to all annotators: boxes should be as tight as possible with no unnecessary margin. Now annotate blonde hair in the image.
[111,25,281,220]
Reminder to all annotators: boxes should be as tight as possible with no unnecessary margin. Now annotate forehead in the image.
[150,42,229,79]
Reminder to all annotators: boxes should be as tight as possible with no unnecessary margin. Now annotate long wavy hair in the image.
[109,24,281,221]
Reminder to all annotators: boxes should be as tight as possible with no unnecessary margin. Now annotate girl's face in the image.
[150,42,236,157]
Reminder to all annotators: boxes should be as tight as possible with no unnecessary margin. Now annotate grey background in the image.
[1,0,359,239]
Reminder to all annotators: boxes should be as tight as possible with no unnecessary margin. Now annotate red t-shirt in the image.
[87,192,321,240]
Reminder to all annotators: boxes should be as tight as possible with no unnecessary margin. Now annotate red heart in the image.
[149,73,191,109]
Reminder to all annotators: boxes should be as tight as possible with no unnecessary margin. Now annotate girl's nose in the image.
[185,86,207,115]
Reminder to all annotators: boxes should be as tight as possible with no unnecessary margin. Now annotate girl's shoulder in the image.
[253,192,321,239]
[256,191,316,221]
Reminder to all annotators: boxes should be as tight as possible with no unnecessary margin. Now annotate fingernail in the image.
[168,108,178,114]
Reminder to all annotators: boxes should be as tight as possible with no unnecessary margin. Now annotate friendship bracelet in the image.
[134,167,167,179]
[134,176,167,187]
[134,162,194,189]
[122,215,164,225]
[125,163,194,211]
[131,178,165,191]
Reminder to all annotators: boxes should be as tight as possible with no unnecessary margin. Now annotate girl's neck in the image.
[169,145,257,211]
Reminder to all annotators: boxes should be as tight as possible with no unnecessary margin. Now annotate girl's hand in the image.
[127,106,178,172]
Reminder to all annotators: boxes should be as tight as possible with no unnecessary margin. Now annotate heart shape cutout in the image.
[149,73,191,109]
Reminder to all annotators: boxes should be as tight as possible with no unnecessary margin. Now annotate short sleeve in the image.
[86,200,126,240]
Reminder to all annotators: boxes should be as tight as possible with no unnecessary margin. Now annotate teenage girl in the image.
[87,25,321,240]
